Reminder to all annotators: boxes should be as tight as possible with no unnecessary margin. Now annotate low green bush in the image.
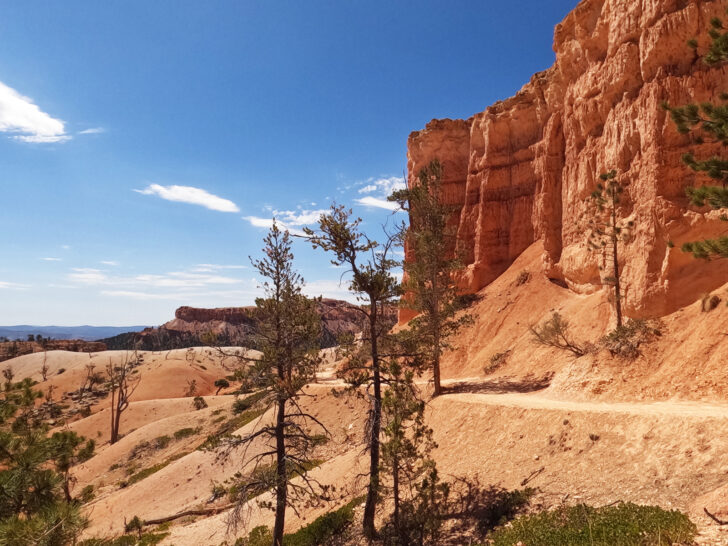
[173,427,199,440]
[486,503,696,546]
[232,390,268,414]
[283,496,364,546]
[78,531,169,546]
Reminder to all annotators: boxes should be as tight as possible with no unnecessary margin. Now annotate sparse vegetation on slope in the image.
[485,503,696,546]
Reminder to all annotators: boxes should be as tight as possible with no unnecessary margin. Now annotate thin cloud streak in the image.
[243,216,307,237]
[355,196,402,211]
[135,184,240,213]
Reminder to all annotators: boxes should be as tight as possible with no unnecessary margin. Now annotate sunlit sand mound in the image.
[75,383,369,541]
[4,347,259,411]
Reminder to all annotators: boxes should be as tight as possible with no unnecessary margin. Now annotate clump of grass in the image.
[486,503,696,546]
[120,452,189,488]
[173,427,200,440]
[601,319,662,359]
[701,292,721,312]
[232,390,268,414]
[515,270,531,286]
[78,531,170,545]
[198,408,266,450]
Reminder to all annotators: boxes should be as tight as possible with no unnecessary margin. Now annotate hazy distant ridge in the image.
[0,325,149,341]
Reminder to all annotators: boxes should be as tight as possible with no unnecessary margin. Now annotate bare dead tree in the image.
[40,352,49,382]
[106,351,141,445]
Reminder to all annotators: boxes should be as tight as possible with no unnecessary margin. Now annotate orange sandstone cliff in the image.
[407,0,728,320]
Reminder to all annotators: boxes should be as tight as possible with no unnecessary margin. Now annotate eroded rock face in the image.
[408,0,728,319]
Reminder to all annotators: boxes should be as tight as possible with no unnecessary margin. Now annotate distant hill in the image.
[0,325,149,342]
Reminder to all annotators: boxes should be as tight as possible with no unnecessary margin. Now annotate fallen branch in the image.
[704,507,728,525]
[141,503,235,527]
[520,466,544,487]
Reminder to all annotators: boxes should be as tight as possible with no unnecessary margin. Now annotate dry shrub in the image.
[485,350,510,374]
[530,312,588,357]
[515,270,531,286]
[600,319,662,359]
[701,293,721,312]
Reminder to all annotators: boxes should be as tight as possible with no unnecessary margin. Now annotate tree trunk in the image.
[109,388,117,445]
[363,303,382,539]
[432,318,442,397]
[431,277,442,397]
[393,454,401,543]
[272,397,287,546]
[611,204,623,329]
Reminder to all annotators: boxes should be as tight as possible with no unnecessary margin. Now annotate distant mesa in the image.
[100,298,396,351]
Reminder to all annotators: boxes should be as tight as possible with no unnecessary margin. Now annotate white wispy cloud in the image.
[243,216,307,237]
[355,196,401,211]
[357,176,405,196]
[354,176,406,211]
[0,81,69,143]
[79,127,105,135]
[271,208,328,226]
[0,281,28,290]
[100,260,119,266]
[68,267,243,289]
[61,245,71,250]
[134,184,239,213]
[41,257,61,262]
[68,268,107,284]
[302,279,358,303]
[192,264,247,273]
[100,288,258,301]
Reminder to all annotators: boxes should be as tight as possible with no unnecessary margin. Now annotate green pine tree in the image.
[389,160,472,397]
[585,170,634,329]
[664,10,728,260]
[380,359,448,545]
[304,204,401,539]
[0,378,91,545]
[226,221,324,546]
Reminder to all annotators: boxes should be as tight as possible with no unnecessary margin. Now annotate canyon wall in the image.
[408,0,728,319]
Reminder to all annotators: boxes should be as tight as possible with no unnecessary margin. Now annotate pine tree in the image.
[585,170,634,329]
[664,11,728,260]
[0,378,90,544]
[380,359,448,545]
[304,204,401,539]
[227,221,324,546]
[389,159,471,397]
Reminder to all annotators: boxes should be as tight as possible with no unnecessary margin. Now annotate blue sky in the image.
[0,0,576,326]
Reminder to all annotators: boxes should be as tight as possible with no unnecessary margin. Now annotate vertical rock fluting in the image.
[407,0,728,319]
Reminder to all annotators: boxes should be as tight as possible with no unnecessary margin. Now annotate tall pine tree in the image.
[227,222,324,546]
[585,170,634,329]
[389,160,471,397]
[305,205,401,539]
